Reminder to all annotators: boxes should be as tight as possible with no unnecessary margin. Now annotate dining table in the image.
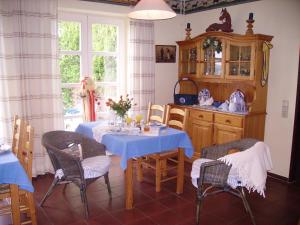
[0,150,34,225]
[76,121,194,209]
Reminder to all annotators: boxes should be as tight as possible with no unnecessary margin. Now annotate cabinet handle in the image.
[225,119,231,124]
[198,114,203,118]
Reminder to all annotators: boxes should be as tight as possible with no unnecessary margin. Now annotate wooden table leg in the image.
[176,148,184,194]
[125,158,133,209]
[137,157,143,182]
[10,184,21,225]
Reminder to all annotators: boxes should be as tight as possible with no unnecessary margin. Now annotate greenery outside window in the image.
[58,13,125,130]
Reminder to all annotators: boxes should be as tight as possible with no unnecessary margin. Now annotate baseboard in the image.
[267,172,289,183]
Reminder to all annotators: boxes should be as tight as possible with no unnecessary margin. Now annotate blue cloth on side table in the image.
[0,151,34,192]
[75,122,194,170]
[75,121,102,139]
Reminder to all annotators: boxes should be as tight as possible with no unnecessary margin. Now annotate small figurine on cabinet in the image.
[198,88,214,106]
[206,8,233,33]
[228,90,247,113]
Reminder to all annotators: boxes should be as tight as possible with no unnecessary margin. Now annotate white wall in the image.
[154,0,300,177]
[58,0,131,16]
[59,0,300,177]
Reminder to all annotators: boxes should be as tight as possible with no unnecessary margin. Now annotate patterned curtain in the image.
[0,0,64,176]
[128,20,155,117]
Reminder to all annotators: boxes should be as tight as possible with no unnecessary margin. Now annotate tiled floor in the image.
[1,156,300,225]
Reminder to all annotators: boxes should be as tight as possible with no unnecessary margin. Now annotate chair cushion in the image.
[55,155,111,179]
[191,158,242,189]
[82,155,111,179]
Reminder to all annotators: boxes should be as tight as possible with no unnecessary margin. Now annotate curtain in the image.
[0,0,64,176]
[128,20,155,117]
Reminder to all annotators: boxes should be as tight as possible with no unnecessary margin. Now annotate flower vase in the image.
[114,113,126,129]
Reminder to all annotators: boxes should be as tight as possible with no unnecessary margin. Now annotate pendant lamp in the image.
[128,0,176,20]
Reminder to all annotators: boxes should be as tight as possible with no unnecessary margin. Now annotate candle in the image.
[187,23,191,29]
[249,12,254,21]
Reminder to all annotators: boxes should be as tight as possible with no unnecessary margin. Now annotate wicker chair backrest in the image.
[201,138,258,160]
[42,131,85,180]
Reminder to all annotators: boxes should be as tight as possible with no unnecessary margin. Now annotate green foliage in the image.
[58,21,80,51]
[93,56,117,82]
[62,88,74,112]
[59,21,118,113]
[60,55,80,83]
[92,24,117,52]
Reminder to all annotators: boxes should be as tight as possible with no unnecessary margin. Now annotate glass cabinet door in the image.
[203,48,223,76]
[180,49,189,75]
[200,38,224,79]
[226,42,255,80]
[189,47,197,75]
[179,45,198,77]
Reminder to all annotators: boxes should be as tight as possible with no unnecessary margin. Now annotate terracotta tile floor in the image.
[1,156,300,225]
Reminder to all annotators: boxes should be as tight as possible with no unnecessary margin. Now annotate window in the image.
[58,13,125,130]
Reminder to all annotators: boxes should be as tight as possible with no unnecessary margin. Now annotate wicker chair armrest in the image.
[200,138,258,159]
[81,136,106,159]
[198,160,231,188]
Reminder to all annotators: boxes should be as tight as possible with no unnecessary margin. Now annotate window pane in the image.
[60,55,80,83]
[92,24,117,52]
[62,87,82,116]
[95,85,117,112]
[93,56,117,82]
[58,21,80,51]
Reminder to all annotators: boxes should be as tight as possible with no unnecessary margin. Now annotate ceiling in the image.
[81,0,258,14]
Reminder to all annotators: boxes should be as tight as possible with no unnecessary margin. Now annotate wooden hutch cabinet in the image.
[176,31,273,161]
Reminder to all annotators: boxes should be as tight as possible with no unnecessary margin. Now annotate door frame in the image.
[289,49,300,183]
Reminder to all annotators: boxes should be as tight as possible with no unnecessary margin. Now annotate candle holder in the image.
[185,27,192,40]
[245,19,255,35]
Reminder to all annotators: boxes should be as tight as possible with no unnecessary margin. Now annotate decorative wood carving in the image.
[206,8,233,33]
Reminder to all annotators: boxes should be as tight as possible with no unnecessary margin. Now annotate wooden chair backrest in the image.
[12,115,25,156]
[165,106,188,131]
[18,122,34,180]
[146,102,167,124]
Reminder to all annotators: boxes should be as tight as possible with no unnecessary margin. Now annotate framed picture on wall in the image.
[155,45,176,63]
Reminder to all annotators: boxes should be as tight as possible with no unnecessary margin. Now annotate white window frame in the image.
[58,12,126,122]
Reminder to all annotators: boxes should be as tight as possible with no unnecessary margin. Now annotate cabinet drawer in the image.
[214,114,244,128]
[190,110,213,122]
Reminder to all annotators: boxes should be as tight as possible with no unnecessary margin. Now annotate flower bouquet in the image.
[106,95,135,119]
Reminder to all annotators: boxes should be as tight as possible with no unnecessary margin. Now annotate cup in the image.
[125,116,132,126]
[135,114,143,124]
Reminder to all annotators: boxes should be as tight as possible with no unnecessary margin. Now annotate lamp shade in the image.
[128,0,176,20]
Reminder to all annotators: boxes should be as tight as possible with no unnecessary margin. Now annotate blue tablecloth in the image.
[0,151,34,192]
[75,121,102,139]
[76,122,194,170]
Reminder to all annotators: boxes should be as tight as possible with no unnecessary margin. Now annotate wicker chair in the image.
[194,138,258,225]
[40,130,112,218]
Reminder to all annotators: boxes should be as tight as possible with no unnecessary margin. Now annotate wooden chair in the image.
[137,102,167,179]
[11,115,25,156]
[137,106,188,192]
[146,102,167,124]
[0,120,37,225]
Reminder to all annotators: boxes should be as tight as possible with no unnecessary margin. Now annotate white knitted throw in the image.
[218,142,273,197]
